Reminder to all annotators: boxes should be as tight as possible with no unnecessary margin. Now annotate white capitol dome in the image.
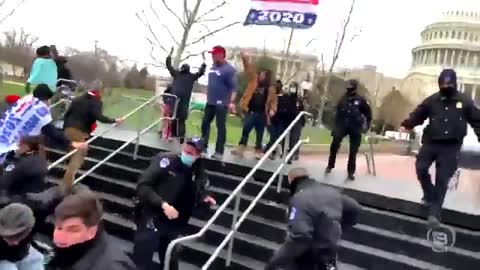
[400,9,480,105]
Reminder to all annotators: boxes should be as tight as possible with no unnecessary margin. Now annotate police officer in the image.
[133,137,216,270]
[326,79,372,180]
[400,69,480,226]
[265,168,361,270]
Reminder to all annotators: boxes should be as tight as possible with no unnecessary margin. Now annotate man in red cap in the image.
[201,45,237,159]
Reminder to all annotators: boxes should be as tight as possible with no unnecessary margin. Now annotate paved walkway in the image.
[92,124,480,215]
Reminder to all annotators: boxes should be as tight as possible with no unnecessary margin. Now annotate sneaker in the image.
[211,152,223,160]
[421,197,432,207]
[324,167,333,175]
[231,145,246,158]
[428,215,440,228]
[347,174,355,181]
[254,150,263,160]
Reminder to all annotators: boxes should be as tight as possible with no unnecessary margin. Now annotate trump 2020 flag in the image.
[0,95,52,155]
[244,0,318,29]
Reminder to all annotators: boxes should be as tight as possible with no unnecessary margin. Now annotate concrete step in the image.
[45,174,479,270]
[46,143,480,231]
[37,187,434,270]
[46,162,480,253]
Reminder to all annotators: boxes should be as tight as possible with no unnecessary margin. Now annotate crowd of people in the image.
[162,45,308,162]
[1,41,479,270]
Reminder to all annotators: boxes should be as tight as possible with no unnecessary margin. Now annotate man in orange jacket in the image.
[231,51,277,159]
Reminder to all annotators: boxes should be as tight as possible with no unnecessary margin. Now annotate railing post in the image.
[133,106,144,160]
[365,152,371,174]
[276,144,283,193]
[226,192,241,267]
[282,131,290,161]
[368,136,377,176]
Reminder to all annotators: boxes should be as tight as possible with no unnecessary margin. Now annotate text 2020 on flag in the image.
[244,0,319,29]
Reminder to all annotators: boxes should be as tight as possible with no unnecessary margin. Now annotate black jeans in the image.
[415,142,460,218]
[171,98,189,143]
[239,112,266,150]
[327,127,362,175]
[133,219,181,270]
[201,104,228,154]
[289,123,303,157]
[265,120,302,157]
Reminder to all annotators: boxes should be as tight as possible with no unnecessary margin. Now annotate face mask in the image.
[346,87,356,95]
[181,152,197,167]
[440,86,456,97]
[289,87,297,94]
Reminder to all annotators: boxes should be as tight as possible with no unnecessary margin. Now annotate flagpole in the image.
[281,28,295,82]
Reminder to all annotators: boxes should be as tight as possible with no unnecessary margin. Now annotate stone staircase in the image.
[43,137,480,270]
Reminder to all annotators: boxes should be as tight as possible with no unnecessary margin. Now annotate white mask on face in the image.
[289,87,297,94]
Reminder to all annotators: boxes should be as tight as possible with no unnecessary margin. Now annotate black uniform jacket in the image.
[267,177,361,269]
[402,92,480,144]
[136,153,209,227]
[335,94,372,132]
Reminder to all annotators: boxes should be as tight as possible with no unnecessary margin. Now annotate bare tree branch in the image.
[316,0,357,126]
[160,0,186,28]
[183,0,190,23]
[136,11,169,54]
[145,38,166,67]
[149,2,180,46]
[180,51,205,62]
[305,38,319,48]
[187,21,240,46]
[139,0,237,68]
[0,0,25,25]
[195,0,227,23]
[199,23,212,33]
[198,16,224,23]
[329,0,355,72]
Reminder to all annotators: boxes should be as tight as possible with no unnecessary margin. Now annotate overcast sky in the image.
[1,0,479,80]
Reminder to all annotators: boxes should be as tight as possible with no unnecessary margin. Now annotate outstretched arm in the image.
[465,99,480,141]
[194,63,207,80]
[166,47,179,78]
[401,98,430,130]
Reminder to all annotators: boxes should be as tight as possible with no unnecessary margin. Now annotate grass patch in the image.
[2,82,333,145]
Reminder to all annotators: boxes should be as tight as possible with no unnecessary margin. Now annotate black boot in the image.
[347,174,355,181]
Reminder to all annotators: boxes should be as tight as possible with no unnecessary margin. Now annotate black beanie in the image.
[33,84,54,101]
[346,79,358,90]
[438,69,457,87]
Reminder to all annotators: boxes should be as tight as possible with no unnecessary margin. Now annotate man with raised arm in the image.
[166,47,207,143]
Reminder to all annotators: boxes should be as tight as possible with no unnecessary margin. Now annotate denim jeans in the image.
[239,112,266,150]
[0,246,44,270]
[201,105,228,154]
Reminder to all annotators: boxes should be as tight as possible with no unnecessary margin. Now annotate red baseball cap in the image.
[5,95,21,105]
[209,46,226,56]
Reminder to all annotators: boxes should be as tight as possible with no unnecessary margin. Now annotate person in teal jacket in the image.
[26,46,57,94]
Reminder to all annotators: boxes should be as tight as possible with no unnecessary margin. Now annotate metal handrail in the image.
[72,97,179,185]
[47,93,178,170]
[163,111,312,270]
[203,138,308,269]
